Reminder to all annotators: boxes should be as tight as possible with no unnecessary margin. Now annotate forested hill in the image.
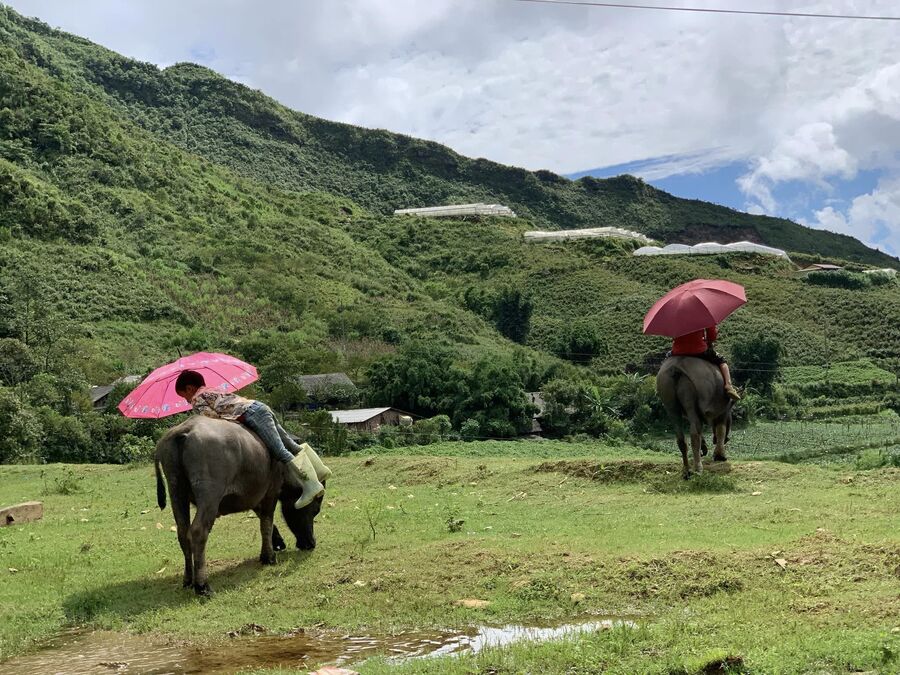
[1,6,895,268]
[0,4,899,460]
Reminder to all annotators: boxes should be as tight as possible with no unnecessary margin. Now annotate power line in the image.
[508,0,900,21]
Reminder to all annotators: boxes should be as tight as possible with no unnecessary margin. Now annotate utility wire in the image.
[509,0,900,21]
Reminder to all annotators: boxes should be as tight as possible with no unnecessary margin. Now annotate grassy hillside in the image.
[0,4,897,463]
[0,17,525,384]
[1,6,897,268]
[343,214,900,370]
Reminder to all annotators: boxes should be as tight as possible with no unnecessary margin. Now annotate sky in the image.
[6,0,900,255]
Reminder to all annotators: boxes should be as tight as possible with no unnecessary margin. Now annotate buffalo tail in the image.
[155,457,167,510]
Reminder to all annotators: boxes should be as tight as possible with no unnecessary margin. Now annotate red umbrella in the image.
[118,352,258,419]
[643,279,746,338]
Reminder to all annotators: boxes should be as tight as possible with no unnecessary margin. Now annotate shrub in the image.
[540,378,626,438]
[410,414,452,445]
[854,449,900,470]
[460,418,481,442]
[0,386,43,462]
[731,335,782,395]
[804,270,872,289]
[294,409,351,455]
[0,338,38,385]
[116,433,155,463]
[35,407,91,462]
[867,270,897,286]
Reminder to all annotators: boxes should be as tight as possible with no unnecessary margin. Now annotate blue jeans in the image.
[241,401,300,464]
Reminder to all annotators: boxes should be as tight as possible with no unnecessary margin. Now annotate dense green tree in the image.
[492,287,532,344]
[454,357,534,438]
[0,338,38,385]
[366,341,467,417]
[0,386,43,462]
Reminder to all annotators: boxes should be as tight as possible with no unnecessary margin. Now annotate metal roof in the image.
[329,407,393,424]
[89,385,114,404]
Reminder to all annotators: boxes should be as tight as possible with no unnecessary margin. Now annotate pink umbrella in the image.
[118,352,258,419]
[643,279,746,338]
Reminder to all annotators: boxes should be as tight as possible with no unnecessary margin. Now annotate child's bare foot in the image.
[725,384,741,401]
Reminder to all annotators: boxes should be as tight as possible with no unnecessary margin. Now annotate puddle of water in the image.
[418,619,637,660]
[0,618,637,675]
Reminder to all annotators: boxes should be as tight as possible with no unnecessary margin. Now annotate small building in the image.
[393,203,517,218]
[297,372,357,406]
[89,374,142,410]
[89,385,115,410]
[329,407,404,432]
[797,263,844,274]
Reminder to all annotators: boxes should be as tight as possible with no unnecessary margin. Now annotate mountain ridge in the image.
[1,5,896,268]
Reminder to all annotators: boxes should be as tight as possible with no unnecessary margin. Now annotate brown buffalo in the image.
[154,415,323,595]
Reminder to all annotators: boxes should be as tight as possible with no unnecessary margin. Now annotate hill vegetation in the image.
[0,5,898,461]
[2,6,898,267]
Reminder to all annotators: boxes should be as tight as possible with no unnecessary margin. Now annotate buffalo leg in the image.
[272,525,286,552]
[686,412,703,475]
[254,501,277,565]
[713,420,728,461]
[171,490,193,588]
[188,504,218,596]
[675,428,690,479]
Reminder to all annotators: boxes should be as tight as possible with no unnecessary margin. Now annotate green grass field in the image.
[2,440,900,673]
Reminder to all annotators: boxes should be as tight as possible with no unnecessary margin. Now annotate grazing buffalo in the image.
[154,416,324,596]
[656,356,734,478]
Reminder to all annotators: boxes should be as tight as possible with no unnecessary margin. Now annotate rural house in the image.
[89,375,142,410]
[328,407,406,432]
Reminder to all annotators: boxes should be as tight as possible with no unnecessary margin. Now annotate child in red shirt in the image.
[670,325,741,400]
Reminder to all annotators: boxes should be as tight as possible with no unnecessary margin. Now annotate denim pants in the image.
[241,401,300,464]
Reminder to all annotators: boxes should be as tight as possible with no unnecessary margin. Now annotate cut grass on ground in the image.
[1,440,899,673]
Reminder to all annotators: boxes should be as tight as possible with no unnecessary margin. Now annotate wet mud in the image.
[0,617,637,674]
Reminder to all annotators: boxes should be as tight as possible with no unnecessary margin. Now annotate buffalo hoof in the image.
[272,529,287,552]
[260,552,277,565]
[296,538,316,551]
[713,454,728,462]
[194,583,213,597]
[182,578,192,589]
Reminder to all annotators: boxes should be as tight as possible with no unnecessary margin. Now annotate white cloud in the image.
[738,122,857,212]
[806,177,900,255]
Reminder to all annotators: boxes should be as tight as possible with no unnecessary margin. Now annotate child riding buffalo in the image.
[174,370,331,508]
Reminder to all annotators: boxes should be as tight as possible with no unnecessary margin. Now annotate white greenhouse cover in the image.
[523,226,653,244]
[633,241,790,259]
[394,203,517,218]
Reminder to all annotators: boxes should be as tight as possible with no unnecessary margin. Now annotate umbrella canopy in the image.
[643,279,746,338]
[118,352,258,419]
